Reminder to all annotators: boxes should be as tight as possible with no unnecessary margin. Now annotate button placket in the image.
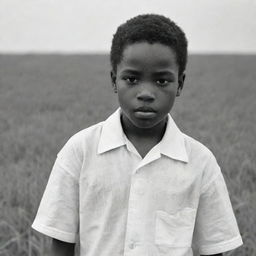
[124,170,144,254]
[124,147,161,255]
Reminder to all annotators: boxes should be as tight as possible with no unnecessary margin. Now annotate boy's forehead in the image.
[119,42,178,70]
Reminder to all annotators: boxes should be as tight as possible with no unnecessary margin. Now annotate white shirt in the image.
[32,108,243,256]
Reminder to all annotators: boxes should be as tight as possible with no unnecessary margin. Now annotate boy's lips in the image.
[134,107,157,118]
[134,106,156,112]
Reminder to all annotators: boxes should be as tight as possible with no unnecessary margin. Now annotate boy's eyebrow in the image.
[153,71,176,76]
[120,69,176,76]
[120,69,141,75]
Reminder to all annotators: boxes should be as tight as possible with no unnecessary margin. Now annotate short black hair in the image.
[110,14,188,75]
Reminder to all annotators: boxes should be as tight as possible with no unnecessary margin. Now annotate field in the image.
[0,54,255,256]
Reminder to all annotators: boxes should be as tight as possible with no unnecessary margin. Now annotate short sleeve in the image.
[32,136,82,243]
[193,157,243,255]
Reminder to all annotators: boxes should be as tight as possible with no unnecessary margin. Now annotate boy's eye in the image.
[124,77,138,84]
[156,79,170,86]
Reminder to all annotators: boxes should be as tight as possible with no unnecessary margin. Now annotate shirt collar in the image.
[160,114,189,163]
[97,108,126,154]
[97,108,188,163]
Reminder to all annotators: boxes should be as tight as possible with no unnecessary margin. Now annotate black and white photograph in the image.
[0,0,255,255]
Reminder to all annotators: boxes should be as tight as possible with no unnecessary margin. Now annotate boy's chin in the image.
[131,118,165,130]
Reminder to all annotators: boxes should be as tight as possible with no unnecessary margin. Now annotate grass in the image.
[0,54,255,256]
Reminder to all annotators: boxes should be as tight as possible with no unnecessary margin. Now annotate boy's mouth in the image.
[134,107,156,118]
[134,106,156,112]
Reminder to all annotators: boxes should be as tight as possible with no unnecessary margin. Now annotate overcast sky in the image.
[1,0,256,53]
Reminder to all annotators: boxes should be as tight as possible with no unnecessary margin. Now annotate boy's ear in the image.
[110,71,117,93]
[176,72,186,97]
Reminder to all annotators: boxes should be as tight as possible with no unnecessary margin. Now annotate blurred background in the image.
[0,0,255,255]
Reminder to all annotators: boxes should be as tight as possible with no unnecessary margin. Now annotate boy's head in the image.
[110,14,188,131]
[110,14,188,76]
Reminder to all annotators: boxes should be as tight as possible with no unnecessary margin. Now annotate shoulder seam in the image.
[55,160,79,182]
[201,171,221,194]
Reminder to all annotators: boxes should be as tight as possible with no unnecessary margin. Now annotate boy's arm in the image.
[50,238,75,256]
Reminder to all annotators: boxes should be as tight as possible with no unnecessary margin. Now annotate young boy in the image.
[32,14,243,256]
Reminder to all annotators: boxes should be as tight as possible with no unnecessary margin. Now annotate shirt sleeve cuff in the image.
[31,220,77,243]
[198,235,243,255]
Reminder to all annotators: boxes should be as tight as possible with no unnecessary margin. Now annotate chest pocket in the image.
[155,208,196,247]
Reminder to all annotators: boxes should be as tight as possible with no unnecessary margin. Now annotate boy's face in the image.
[111,42,185,130]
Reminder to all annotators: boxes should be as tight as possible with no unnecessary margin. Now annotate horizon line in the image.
[0,50,256,55]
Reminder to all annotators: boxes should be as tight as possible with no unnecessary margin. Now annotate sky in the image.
[0,0,256,54]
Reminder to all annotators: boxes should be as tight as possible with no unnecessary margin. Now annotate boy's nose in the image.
[136,86,155,102]
[137,90,155,101]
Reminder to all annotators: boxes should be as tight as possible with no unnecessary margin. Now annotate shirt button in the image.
[129,242,135,249]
